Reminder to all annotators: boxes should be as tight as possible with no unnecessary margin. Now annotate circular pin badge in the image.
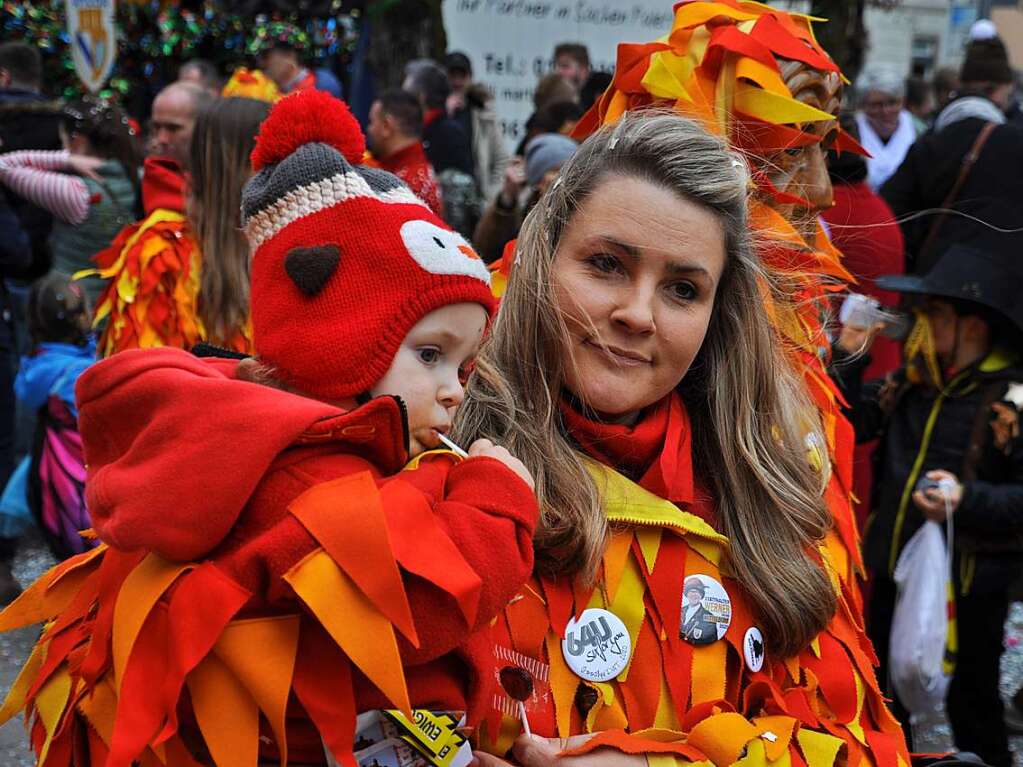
[561,608,632,682]
[680,575,732,645]
[743,627,766,672]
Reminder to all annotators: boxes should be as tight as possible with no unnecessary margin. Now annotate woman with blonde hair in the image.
[187,96,270,350]
[91,97,269,355]
[460,111,908,766]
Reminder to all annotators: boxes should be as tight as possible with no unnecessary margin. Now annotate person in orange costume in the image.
[457,1,910,763]
[0,91,538,766]
[462,110,908,767]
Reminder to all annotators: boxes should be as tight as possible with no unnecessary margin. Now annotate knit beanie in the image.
[961,37,1014,85]
[242,90,495,400]
[524,133,577,187]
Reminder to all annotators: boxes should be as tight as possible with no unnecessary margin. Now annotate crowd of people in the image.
[0,4,1021,767]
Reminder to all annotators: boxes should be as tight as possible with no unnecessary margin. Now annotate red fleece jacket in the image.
[76,347,538,762]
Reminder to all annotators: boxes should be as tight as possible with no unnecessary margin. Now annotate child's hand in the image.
[468,438,535,491]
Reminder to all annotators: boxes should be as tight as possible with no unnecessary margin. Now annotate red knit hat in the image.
[242,90,495,399]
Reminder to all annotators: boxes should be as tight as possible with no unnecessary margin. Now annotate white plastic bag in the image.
[889,519,951,718]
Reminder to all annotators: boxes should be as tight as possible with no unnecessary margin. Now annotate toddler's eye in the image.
[418,347,440,365]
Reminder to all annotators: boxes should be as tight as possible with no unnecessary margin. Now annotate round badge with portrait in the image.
[561,608,632,682]
[680,575,732,645]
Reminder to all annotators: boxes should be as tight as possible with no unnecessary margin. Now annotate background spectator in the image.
[0,97,141,306]
[149,81,214,170]
[187,97,269,351]
[931,65,960,115]
[404,59,478,236]
[367,89,443,217]
[881,35,1023,273]
[444,51,509,202]
[473,132,575,262]
[553,42,590,93]
[855,67,921,190]
[177,59,222,98]
[258,37,343,97]
[579,70,613,112]
[515,72,579,156]
[904,76,932,132]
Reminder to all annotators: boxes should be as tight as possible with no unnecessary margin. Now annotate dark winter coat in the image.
[834,346,1023,595]
[880,116,1023,274]
[0,89,62,282]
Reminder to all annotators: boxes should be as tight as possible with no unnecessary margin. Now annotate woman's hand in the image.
[912,469,963,521]
[468,438,535,491]
[66,154,105,181]
[471,734,648,766]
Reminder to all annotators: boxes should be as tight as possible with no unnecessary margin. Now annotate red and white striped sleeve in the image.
[0,150,91,225]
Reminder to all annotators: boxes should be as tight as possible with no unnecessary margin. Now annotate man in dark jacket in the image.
[881,36,1023,274]
[833,239,1023,767]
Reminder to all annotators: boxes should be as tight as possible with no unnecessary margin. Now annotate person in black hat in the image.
[832,238,1023,766]
[881,34,1023,273]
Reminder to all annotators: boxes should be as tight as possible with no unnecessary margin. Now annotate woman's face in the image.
[553,173,727,423]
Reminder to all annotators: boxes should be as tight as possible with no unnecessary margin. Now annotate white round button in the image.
[743,627,766,672]
[561,608,632,682]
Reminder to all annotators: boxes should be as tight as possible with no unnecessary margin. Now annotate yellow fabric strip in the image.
[35,666,72,765]
[603,532,633,604]
[112,554,191,690]
[797,729,844,767]
[636,528,663,574]
[78,677,119,747]
[0,636,44,725]
[733,83,837,125]
[609,555,647,683]
[648,755,683,767]
[736,738,769,767]
[690,640,728,705]
[284,550,410,714]
[545,630,577,739]
[187,654,259,767]
[213,615,300,767]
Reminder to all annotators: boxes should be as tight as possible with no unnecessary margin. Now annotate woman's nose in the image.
[610,288,656,334]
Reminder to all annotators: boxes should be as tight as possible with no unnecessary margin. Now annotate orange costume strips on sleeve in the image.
[0,348,538,766]
[83,157,253,357]
[478,395,910,767]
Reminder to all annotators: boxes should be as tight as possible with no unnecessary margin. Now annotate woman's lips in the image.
[584,339,652,366]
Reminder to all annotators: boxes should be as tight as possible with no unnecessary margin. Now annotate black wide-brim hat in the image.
[877,242,1023,336]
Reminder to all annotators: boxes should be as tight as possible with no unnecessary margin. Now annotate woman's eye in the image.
[417,347,440,365]
[669,281,697,301]
[586,254,622,274]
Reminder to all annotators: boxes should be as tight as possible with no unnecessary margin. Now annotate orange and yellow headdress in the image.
[222,67,280,103]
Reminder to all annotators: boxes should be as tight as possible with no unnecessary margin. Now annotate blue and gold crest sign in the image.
[65,0,117,93]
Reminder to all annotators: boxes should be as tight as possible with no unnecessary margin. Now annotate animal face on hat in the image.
[242,91,494,400]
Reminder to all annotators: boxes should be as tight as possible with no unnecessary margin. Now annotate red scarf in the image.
[559,392,697,508]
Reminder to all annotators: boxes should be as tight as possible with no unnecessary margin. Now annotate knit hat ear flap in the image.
[250,90,365,170]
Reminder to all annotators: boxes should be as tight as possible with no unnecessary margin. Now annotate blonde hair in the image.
[188,97,270,345]
[454,111,836,657]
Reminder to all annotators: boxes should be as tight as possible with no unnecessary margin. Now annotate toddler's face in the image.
[371,302,488,457]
